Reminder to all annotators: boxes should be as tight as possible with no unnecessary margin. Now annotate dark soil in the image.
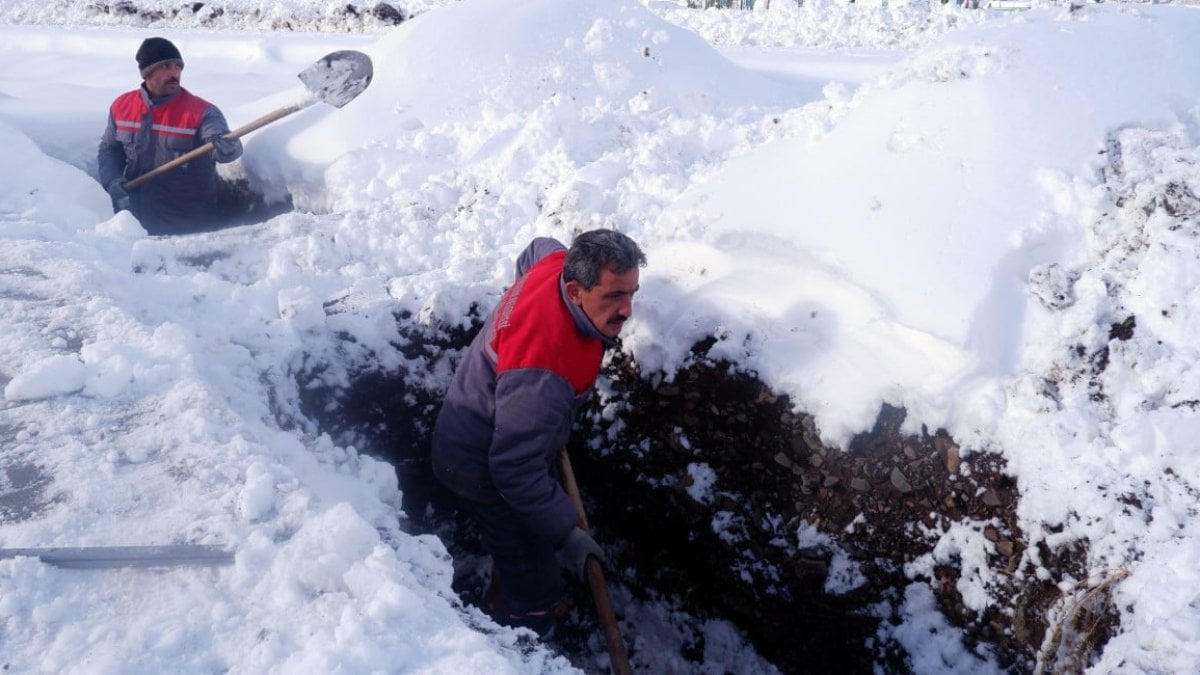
[297,320,1114,674]
[578,347,1038,673]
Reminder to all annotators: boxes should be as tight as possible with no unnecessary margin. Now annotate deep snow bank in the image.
[0,115,577,671]
[650,4,1200,446]
[247,0,807,213]
[0,120,112,233]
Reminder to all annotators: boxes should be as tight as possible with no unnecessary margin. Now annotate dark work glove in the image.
[206,134,242,163]
[558,527,604,582]
[105,180,130,212]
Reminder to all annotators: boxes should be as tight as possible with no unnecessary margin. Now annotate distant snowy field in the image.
[3,0,1200,673]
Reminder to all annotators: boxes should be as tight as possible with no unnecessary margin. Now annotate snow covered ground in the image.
[2,0,1200,672]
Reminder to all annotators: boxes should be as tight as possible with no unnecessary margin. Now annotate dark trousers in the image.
[459,496,564,630]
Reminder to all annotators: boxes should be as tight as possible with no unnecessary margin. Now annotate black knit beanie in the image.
[136,37,183,77]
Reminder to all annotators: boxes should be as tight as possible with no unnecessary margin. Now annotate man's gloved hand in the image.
[105,180,130,212]
[206,134,242,163]
[558,526,605,582]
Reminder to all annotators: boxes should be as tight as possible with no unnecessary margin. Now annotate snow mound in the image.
[647,5,1200,446]
[0,120,112,234]
[246,0,803,213]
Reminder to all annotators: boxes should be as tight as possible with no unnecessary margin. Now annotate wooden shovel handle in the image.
[122,99,310,191]
[559,448,633,675]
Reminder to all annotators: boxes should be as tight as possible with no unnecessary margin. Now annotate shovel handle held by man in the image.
[123,49,373,192]
[123,104,304,190]
[558,447,633,675]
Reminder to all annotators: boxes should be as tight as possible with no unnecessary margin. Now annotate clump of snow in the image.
[796,522,866,594]
[606,583,782,674]
[685,461,717,504]
[3,354,87,402]
[878,583,1001,674]
[711,510,748,546]
[906,520,1002,613]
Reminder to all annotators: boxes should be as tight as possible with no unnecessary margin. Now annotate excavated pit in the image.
[296,318,1114,673]
[179,178,293,234]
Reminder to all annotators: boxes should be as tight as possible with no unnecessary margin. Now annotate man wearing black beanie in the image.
[97,36,243,234]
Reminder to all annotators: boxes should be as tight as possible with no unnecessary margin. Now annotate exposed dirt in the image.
[298,323,1116,673]
[578,346,1049,673]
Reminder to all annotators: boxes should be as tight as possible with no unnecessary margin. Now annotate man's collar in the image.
[559,276,615,348]
[140,83,182,107]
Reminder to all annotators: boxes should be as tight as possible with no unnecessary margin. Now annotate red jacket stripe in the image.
[110,89,210,141]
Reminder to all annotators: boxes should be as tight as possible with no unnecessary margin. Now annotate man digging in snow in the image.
[97,37,242,234]
[432,228,645,636]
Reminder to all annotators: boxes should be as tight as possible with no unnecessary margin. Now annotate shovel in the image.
[0,544,234,569]
[558,448,633,675]
[123,50,373,191]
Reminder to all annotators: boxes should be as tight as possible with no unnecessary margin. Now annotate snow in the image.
[3,354,88,402]
[795,522,866,595]
[685,461,717,504]
[1,0,1199,672]
[885,582,1003,675]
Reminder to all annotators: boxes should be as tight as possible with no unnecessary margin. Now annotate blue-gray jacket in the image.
[98,85,241,233]
[432,238,613,544]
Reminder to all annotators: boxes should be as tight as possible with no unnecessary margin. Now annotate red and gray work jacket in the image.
[98,85,241,233]
[432,238,613,544]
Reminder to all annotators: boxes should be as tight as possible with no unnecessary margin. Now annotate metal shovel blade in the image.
[298,50,374,109]
[0,545,234,569]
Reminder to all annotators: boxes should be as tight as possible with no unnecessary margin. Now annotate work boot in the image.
[484,571,570,637]
[484,572,504,616]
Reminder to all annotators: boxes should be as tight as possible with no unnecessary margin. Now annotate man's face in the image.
[566,264,640,339]
[144,60,183,98]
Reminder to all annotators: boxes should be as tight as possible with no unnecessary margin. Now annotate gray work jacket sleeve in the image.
[97,112,126,187]
[488,367,581,544]
[199,106,242,163]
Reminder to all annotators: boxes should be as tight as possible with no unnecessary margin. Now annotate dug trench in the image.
[296,319,1115,673]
